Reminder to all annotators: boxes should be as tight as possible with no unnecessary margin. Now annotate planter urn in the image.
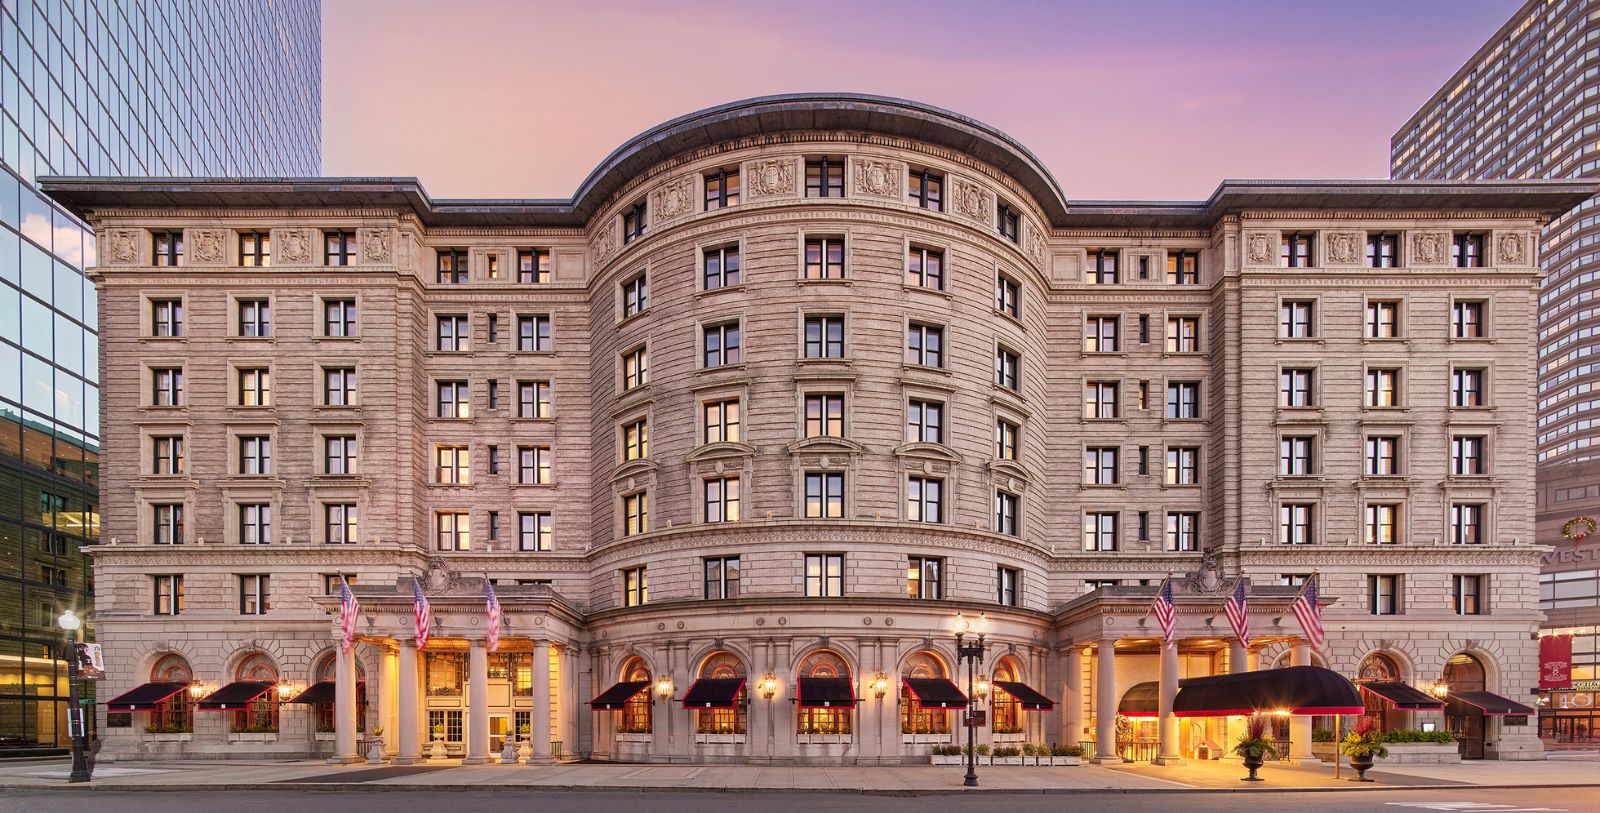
[1241,751,1265,781]
[365,737,385,763]
[1349,752,1375,782]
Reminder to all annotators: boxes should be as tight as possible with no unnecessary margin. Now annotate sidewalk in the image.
[2,753,1596,795]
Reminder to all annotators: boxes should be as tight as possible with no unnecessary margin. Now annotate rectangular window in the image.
[909,168,943,211]
[1365,503,1400,545]
[153,504,185,544]
[906,323,944,367]
[239,231,271,267]
[622,273,649,319]
[704,556,741,600]
[703,243,741,289]
[996,275,1021,318]
[517,381,551,418]
[1167,251,1199,284]
[1279,368,1315,407]
[997,203,1020,243]
[1452,368,1484,407]
[804,472,845,518]
[804,554,844,597]
[1280,436,1314,475]
[153,436,185,475]
[1365,436,1399,475]
[1084,447,1119,485]
[805,158,844,198]
[324,231,356,266]
[622,418,649,461]
[907,399,944,444]
[485,253,501,280]
[622,566,648,606]
[1086,248,1118,284]
[437,248,469,283]
[907,556,943,599]
[434,381,470,418]
[436,512,470,551]
[1166,317,1199,353]
[1165,447,1199,484]
[804,316,845,359]
[1084,316,1119,353]
[623,201,647,243]
[237,368,269,407]
[323,298,356,337]
[1280,503,1313,545]
[1165,511,1199,551]
[1165,382,1200,419]
[1453,233,1484,268]
[488,511,500,541]
[622,347,648,390]
[1364,369,1398,407]
[1366,233,1398,268]
[239,435,271,475]
[996,420,1019,461]
[435,445,470,484]
[1453,575,1483,615]
[519,445,553,483]
[1452,301,1485,338]
[1367,301,1400,338]
[907,246,944,289]
[1280,300,1315,338]
[518,512,553,551]
[153,575,184,615]
[239,503,271,545]
[436,315,470,352]
[488,446,501,475]
[804,237,845,279]
[703,322,742,366]
[1451,503,1484,545]
[1281,232,1314,267]
[488,380,501,410]
[1369,575,1400,615]
[1084,381,1119,419]
[235,298,271,337]
[325,503,358,545]
[1083,512,1118,551]
[151,299,184,337]
[239,575,270,615]
[704,399,741,444]
[487,314,500,344]
[996,348,1020,391]
[704,476,741,522]
[705,168,740,210]
[1451,435,1486,475]
[152,231,184,266]
[997,566,1020,606]
[995,491,1020,536]
[324,367,356,406]
[517,315,552,352]
[622,492,648,536]
[804,394,845,438]
[517,248,551,284]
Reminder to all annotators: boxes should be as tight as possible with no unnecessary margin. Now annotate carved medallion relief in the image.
[1243,231,1276,265]
[187,229,227,265]
[1496,232,1526,265]
[275,228,313,264]
[1324,231,1362,265]
[744,158,797,198]
[1410,231,1449,265]
[107,230,141,265]
[850,157,902,199]
[651,175,696,223]
[359,228,392,263]
[951,177,992,223]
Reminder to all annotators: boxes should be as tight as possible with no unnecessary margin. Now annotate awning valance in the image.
[994,680,1055,711]
[284,681,336,705]
[1361,682,1445,710]
[681,678,745,709]
[1173,666,1364,717]
[797,677,855,708]
[1447,690,1536,716]
[1119,681,1159,718]
[902,678,967,709]
[197,681,275,710]
[589,680,651,710]
[105,681,189,711]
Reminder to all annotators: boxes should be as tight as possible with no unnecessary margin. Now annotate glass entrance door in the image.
[489,714,511,755]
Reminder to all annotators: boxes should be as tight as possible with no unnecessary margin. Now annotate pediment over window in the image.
[685,441,756,464]
[787,436,864,456]
[611,458,659,484]
[985,459,1032,488]
[893,442,962,464]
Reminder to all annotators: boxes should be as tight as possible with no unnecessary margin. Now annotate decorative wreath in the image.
[1562,517,1597,541]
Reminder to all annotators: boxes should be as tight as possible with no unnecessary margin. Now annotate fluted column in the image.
[379,648,398,756]
[1155,642,1184,764]
[1289,643,1317,763]
[531,639,552,763]
[395,639,422,764]
[1063,647,1084,748]
[463,640,490,764]
[1092,640,1120,763]
[329,643,361,763]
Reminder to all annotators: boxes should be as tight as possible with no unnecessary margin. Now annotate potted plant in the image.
[1340,717,1389,781]
[429,723,448,760]
[1050,744,1084,767]
[993,745,1023,766]
[517,724,533,762]
[975,743,991,765]
[931,744,962,766]
[366,726,386,763]
[1232,714,1277,781]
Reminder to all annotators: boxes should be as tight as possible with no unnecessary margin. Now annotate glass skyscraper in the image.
[0,0,321,754]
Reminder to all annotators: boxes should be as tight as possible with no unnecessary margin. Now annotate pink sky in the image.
[322,0,1519,202]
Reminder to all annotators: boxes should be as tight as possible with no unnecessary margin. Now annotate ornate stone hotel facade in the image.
[41,95,1594,765]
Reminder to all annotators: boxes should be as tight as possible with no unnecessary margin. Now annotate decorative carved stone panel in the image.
[1410,231,1450,266]
[592,221,618,265]
[1025,220,1047,266]
[744,157,797,199]
[951,177,992,223]
[1324,231,1362,265]
[274,228,314,264]
[850,157,902,200]
[186,228,227,265]
[1243,231,1277,265]
[359,228,392,263]
[651,175,696,223]
[107,229,141,265]
[1496,231,1527,265]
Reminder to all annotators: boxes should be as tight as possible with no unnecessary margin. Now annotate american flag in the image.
[1290,573,1324,649]
[1223,577,1250,647]
[485,580,502,653]
[337,576,360,652]
[1152,577,1176,646]
[412,576,432,650]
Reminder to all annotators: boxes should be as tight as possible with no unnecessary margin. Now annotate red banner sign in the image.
[1540,635,1573,690]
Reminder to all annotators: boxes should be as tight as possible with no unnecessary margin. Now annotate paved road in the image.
[4,788,1591,813]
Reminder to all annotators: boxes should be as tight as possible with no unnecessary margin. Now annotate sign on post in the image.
[75,643,105,680]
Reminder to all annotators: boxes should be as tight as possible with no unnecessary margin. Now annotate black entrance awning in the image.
[902,677,967,709]
[681,677,745,709]
[1173,666,1364,717]
[105,681,189,711]
[197,681,276,710]
[798,676,856,708]
[589,680,651,710]
[1448,690,1536,716]
[1362,682,1445,710]
[994,681,1055,711]
[285,681,336,705]
[1119,681,1159,717]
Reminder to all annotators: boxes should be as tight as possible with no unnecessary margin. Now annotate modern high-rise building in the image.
[44,95,1589,764]
[0,0,321,754]
[1390,0,1600,745]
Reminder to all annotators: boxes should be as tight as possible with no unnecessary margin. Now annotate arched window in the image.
[797,650,852,735]
[695,651,747,735]
[312,653,367,734]
[991,657,1023,734]
[619,657,652,734]
[233,653,279,733]
[900,651,950,735]
[1358,653,1401,731]
[150,654,193,733]
[1444,652,1486,692]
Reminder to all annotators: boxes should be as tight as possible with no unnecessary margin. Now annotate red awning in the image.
[105,682,189,711]
[994,680,1055,711]
[1119,682,1159,718]
[196,681,276,710]
[902,678,968,709]
[1447,690,1536,716]
[1361,682,1445,711]
[589,680,651,710]
[1173,666,1364,717]
[681,678,745,709]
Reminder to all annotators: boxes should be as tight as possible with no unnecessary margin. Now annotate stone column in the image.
[463,640,490,764]
[1155,642,1184,764]
[1092,640,1121,763]
[1220,640,1250,760]
[329,643,361,763]
[1289,643,1317,763]
[395,639,422,764]
[379,648,399,756]
[1063,647,1084,748]
[531,639,552,763]
[1229,640,1249,674]
[560,645,578,758]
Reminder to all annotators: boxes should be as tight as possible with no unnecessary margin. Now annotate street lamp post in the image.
[58,609,90,783]
[954,613,987,788]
